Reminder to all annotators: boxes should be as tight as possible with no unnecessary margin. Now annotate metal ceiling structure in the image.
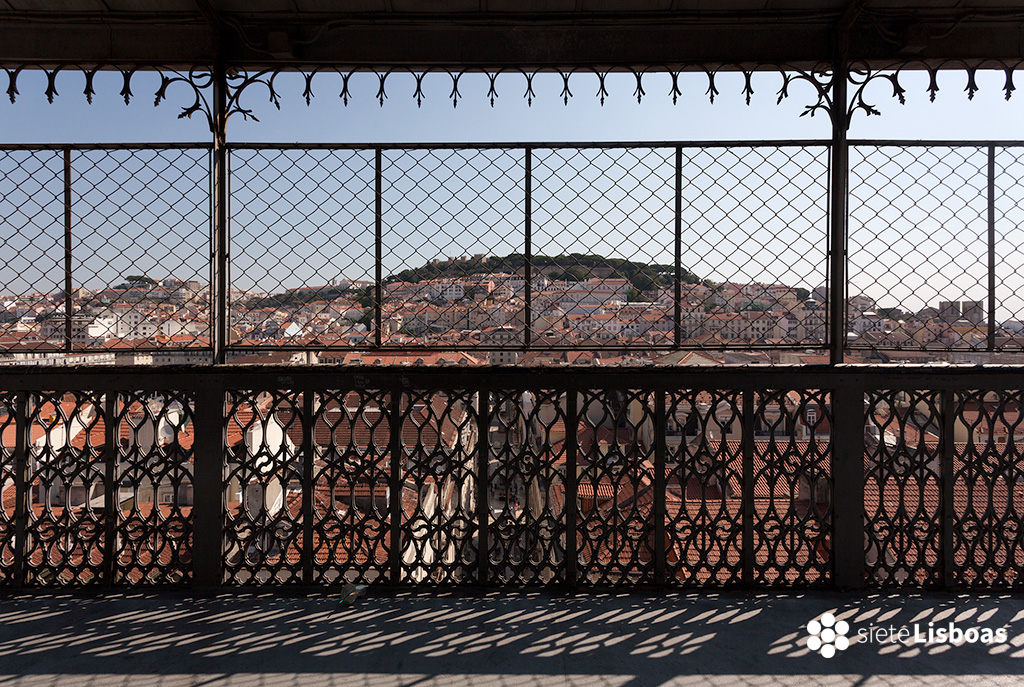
[1,1,1024,68]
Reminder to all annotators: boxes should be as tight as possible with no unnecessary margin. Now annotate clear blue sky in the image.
[3,68,1022,143]
[3,67,1024,321]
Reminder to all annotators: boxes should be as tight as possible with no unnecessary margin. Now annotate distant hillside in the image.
[245,284,355,309]
[244,254,709,310]
[385,253,705,294]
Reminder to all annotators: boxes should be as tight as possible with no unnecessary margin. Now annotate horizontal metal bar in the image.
[3,139,1024,153]
[849,139,1024,148]
[0,142,213,151]
[226,139,832,151]
[221,343,827,353]
[0,348,216,359]
[846,344,1009,353]
[3,139,1020,153]
[1,365,1022,393]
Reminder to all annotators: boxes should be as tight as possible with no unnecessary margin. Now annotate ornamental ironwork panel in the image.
[750,390,832,587]
[1,369,1024,590]
[952,389,1024,589]
[215,67,833,115]
[575,389,656,587]
[864,389,944,588]
[24,391,106,587]
[112,390,194,586]
[664,389,743,587]
[484,389,568,586]
[397,389,478,584]
[678,146,829,346]
[312,389,392,585]
[0,392,15,585]
[228,148,376,347]
[223,389,305,585]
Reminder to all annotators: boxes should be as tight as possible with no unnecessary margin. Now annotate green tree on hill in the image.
[383,253,698,294]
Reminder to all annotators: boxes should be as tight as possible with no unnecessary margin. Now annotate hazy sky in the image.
[2,67,1024,320]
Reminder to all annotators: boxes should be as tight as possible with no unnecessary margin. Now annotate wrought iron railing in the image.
[1,366,1022,590]
[4,140,1024,362]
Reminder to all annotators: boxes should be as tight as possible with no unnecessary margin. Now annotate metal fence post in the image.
[653,389,667,586]
[63,147,73,354]
[193,381,225,589]
[375,148,383,348]
[988,144,997,352]
[941,389,956,589]
[832,379,866,589]
[674,146,683,347]
[476,389,490,584]
[302,390,315,585]
[742,389,754,586]
[524,147,533,349]
[211,64,229,365]
[565,389,578,588]
[828,61,849,365]
[12,391,29,588]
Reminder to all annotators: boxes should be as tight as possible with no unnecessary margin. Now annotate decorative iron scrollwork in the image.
[4,65,215,131]
[665,389,743,587]
[312,389,392,586]
[5,60,1024,132]
[750,389,832,587]
[223,63,836,117]
[574,389,657,587]
[952,389,1024,589]
[113,390,194,586]
[223,389,305,585]
[847,59,1024,121]
[25,391,106,587]
[397,389,478,585]
[485,389,568,586]
[864,389,943,588]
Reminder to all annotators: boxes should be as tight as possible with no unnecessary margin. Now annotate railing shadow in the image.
[0,591,1021,686]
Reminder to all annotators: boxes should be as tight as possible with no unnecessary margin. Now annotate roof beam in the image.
[0,10,1022,68]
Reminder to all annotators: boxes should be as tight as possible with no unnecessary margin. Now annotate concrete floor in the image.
[0,590,1022,686]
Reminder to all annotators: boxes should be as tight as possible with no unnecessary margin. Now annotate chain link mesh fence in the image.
[994,148,1024,350]
[0,145,210,360]
[848,144,1024,357]
[382,148,526,350]
[0,150,66,345]
[3,141,1024,363]
[75,149,211,350]
[229,148,376,348]
[679,145,829,348]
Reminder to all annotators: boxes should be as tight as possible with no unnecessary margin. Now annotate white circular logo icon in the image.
[807,612,850,658]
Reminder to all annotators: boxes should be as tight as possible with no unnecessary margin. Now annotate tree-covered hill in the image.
[244,253,716,310]
[384,253,705,293]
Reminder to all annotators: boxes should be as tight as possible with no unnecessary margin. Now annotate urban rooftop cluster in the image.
[2,254,1022,366]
